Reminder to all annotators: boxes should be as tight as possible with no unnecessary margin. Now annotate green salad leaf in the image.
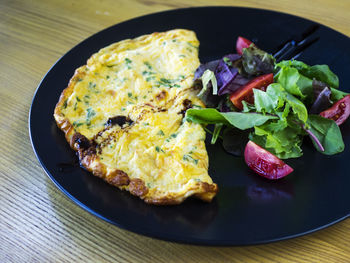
[250,119,304,159]
[307,115,345,155]
[330,87,349,101]
[185,108,278,130]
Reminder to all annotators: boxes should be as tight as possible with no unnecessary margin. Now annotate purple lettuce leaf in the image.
[194,59,220,80]
[217,74,251,95]
[215,59,238,92]
[309,79,332,114]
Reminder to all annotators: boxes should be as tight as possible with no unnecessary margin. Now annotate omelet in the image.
[54,29,218,205]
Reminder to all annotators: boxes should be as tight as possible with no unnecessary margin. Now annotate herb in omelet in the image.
[125,58,132,69]
[62,99,68,109]
[187,42,199,50]
[155,146,165,153]
[157,130,165,136]
[86,107,96,126]
[183,154,198,165]
[73,121,84,128]
[142,70,156,82]
[144,61,152,70]
[83,95,90,105]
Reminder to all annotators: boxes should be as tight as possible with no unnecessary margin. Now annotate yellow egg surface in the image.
[54,29,218,205]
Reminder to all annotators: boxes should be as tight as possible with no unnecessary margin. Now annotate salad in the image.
[186,36,350,179]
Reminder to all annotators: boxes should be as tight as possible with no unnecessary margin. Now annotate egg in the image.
[54,29,218,204]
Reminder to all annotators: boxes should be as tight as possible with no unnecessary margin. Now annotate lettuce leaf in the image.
[199,69,218,96]
[251,120,304,159]
[307,115,344,155]
[185,108,278,130]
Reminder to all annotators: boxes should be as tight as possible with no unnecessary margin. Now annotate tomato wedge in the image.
[236,36,254,55]
[244,141,294,179]
[320,95,350,125]
[230,73,274,110]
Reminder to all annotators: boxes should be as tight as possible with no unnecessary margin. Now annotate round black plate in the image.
[29,6,350,246]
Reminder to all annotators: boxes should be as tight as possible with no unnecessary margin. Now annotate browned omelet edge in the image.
[54,30,218,205]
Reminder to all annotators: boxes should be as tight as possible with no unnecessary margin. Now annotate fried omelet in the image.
[54,29,218,205]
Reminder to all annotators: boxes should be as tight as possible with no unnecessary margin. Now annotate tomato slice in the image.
[320,95,350,125]
[236,36,254,55]
[244,141,294,180]
[230,73,274,110]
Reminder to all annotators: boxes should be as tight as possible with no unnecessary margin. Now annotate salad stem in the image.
[292,120,325,152]
[304,128,325,152]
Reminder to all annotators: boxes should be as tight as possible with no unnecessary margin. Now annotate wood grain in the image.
[1,0,349,262]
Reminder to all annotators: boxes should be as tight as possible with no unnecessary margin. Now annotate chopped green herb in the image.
[62,99,68,109]
[187,42,199,50]
[86,107,96,126]
[146,76,155,82]
[88,82,96,89]
[143,122,149,126]
[160,78,171,84]
[128,92,132,98]
[73,102,78,111]
[73,121,84,127]
[121,107,126,111]
[194,178,201,182]
[86,107,95,118]
[76,96,81,102]
[143,95,147,99]
[155,146,165,153]
[179,54,186,58]
[127,101,134,105]
[156,78,181,88]
[179,75,186,80]
[83,95,90,105]
[106,75,110,79]
[162,41,167,45]
[183,154,198,165]
[172,39,177,42]
[125,58,132,69]
[170,133,177,138]
[76,78,83,82]
[146,182,152,188]
[157,130,165,136]
[144,61,152,70]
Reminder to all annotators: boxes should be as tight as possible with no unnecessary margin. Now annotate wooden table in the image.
[1,0,349,262]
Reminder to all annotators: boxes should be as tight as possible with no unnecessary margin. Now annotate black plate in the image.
[29,6,350,246]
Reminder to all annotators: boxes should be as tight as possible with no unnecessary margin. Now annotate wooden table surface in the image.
[1,0,350,262]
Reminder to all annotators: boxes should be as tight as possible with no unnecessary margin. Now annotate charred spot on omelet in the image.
[54,29,218,204]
